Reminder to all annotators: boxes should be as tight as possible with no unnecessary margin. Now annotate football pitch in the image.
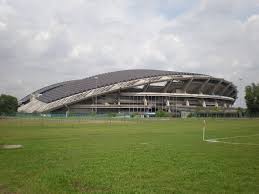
[0,118,259,193]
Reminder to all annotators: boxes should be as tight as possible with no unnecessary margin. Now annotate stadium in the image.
[18,69,237,115]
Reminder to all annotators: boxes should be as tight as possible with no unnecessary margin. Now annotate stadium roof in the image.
[20,69,206,104]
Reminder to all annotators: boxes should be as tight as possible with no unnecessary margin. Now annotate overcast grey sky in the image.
[0,0,259,107]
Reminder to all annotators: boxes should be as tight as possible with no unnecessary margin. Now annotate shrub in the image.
[155,110,169,117]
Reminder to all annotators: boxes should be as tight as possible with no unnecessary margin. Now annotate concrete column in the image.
[166,99,170,107]
[215,101,218,107]
[143,97,147,106]
[186,99,190,107]
[202,100,206,107]
[65,105,70,118]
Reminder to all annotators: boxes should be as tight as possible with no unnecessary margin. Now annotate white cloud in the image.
[70,44,93,58]
[35,31,50,41]
[247,14,259,23]
[0,20,6,29]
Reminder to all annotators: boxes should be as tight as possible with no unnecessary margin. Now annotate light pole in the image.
[172,80,179,117]
[94,76,98,114]
[238,78,243,108]
[176,95,177,118]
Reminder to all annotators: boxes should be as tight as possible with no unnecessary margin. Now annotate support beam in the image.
[182,78,193,93]
[162,80,173,93]
[225,87,236,97]
[229,90,237,98]
[220,83,232,96]
[143,83,150,92]
[232,93,238,99]
[211,79,223,95]
[199,78,210,94]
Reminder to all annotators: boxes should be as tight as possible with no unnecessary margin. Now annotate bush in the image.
[130,112,138,118]
[108,112,117,117]
[155,110,169,117]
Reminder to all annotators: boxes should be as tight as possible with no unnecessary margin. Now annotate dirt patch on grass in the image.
[1,145,23,149]
[0,184,17,194]
[72,180,111,193]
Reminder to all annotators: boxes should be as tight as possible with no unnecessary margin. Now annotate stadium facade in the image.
[18,69,237,115]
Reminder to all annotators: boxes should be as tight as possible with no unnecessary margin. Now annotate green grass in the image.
[0,118,259,193]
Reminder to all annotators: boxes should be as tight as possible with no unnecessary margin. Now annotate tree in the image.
[245,83,259,115]
[0,94,18,115]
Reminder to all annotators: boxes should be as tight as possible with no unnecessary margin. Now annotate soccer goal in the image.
[202,119,259,146]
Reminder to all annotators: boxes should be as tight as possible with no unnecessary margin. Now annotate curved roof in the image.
[20,69,205,104]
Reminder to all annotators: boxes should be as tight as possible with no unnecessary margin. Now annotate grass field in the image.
[0,118,259,193]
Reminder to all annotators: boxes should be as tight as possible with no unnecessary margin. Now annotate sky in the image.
[0,0,259,107]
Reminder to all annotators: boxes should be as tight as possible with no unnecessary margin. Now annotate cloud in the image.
[0,0,259,108]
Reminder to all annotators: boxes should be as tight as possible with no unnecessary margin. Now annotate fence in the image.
[1,110,258,120]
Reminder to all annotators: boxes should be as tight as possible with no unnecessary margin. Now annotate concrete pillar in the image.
[143,97,147,106]
[65,105,70,118]
[186,99,190,106]
[166,99,170,107]
[224,103,227,108]
[215,101,218,107]
[202,100,206,107]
